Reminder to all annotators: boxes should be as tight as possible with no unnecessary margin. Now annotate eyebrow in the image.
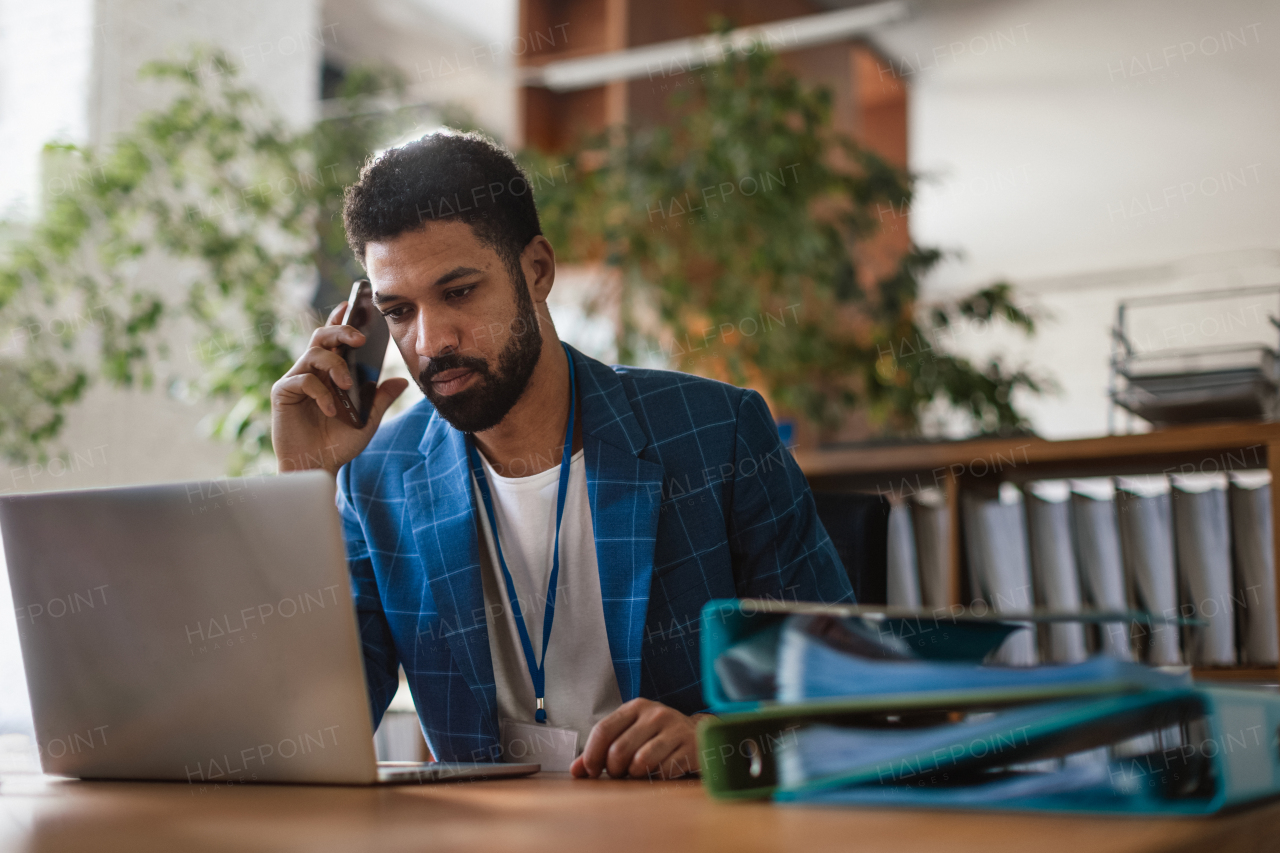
[372,266,485,306]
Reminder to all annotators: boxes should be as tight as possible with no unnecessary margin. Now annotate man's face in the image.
[365,220,543,433]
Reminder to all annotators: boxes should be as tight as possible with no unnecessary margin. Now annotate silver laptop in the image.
[0,470,538,785]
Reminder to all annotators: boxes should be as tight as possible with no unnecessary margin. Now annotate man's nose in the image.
[414,310,458,358]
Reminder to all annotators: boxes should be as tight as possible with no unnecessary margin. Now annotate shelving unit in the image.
[794,420,1280,682]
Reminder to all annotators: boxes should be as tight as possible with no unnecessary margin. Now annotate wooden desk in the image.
[1,770,1278,853]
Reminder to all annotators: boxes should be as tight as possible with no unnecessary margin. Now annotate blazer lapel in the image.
[572,347,663,702]
[401,412,498,734]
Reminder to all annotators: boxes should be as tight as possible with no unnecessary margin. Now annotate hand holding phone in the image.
[331,280,391,429]
[269,280,409,475]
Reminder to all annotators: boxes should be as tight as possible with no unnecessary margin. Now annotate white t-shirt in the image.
[471,448,622,753]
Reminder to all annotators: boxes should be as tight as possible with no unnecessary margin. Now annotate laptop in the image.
[0,470,538,785]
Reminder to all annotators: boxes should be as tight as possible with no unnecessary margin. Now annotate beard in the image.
[417,282,544,434]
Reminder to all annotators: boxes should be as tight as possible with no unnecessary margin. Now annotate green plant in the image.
[0,50,408,471]
[0,41,1047,474]
[524,43,1047,438]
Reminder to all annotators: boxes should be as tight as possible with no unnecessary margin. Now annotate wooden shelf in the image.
[796,420,1280,486]
[1192,667,1280,683]
[796,420,1280,679]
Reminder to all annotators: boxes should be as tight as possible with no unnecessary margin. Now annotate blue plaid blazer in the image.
[336,345,853,762]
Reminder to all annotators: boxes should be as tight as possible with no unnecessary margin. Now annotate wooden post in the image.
[603,0,629,126]
[1268,441,1280,669]
[944,469,962,608]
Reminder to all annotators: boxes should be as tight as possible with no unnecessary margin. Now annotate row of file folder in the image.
[887,474,1278,667]
[697,599,1280,814]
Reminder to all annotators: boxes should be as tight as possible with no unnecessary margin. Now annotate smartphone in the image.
[332,279,390,429]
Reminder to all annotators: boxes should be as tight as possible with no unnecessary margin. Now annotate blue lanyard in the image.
[465,342,576,724]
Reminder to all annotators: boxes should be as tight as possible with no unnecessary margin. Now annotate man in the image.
[271,131,853,779]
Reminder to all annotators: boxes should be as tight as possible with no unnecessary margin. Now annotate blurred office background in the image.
[2,0,1279,743]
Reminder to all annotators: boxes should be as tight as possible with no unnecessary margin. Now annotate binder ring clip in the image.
[743,738,763,779]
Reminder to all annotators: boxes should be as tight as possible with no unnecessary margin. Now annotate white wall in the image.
[0,0,98,219]
[323,0,518,143]
[0,0,322,218]
[874,0,1280,438]
[91,0,322,142]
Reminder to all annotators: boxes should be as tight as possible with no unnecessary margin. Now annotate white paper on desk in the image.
[500,718,577,771]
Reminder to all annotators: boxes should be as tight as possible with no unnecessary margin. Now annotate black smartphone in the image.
[332,279,390,429]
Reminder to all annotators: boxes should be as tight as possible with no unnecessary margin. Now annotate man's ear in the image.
[521,236,556,304]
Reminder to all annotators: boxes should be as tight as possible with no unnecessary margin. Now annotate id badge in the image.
[500,718,579,771]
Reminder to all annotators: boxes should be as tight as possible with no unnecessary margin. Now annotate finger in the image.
[605,714,666,779]
[309,323,366,351]
[659,745,699,780]
[274,373,338,418]
[285,346,353,390]
[628,734,679,779]
[580,702,644,779]
[569,755,589,779]
[363,378,410,431]
[326,301,348,325]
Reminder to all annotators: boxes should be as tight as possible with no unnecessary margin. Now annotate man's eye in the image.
[445,285,477,301]
[382,306,410,321]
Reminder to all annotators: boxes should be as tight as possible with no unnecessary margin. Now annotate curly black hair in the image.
[342,131,543,283]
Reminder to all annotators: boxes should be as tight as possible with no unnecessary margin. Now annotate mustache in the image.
[418,352,490,385]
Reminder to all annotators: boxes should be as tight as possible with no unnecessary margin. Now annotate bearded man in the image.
[270,131,852,779]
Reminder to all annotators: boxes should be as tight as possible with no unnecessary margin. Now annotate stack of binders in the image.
[697,599,1280,814]
[877,472,1278,668]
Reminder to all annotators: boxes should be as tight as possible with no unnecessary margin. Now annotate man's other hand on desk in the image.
[570,698,712,780]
